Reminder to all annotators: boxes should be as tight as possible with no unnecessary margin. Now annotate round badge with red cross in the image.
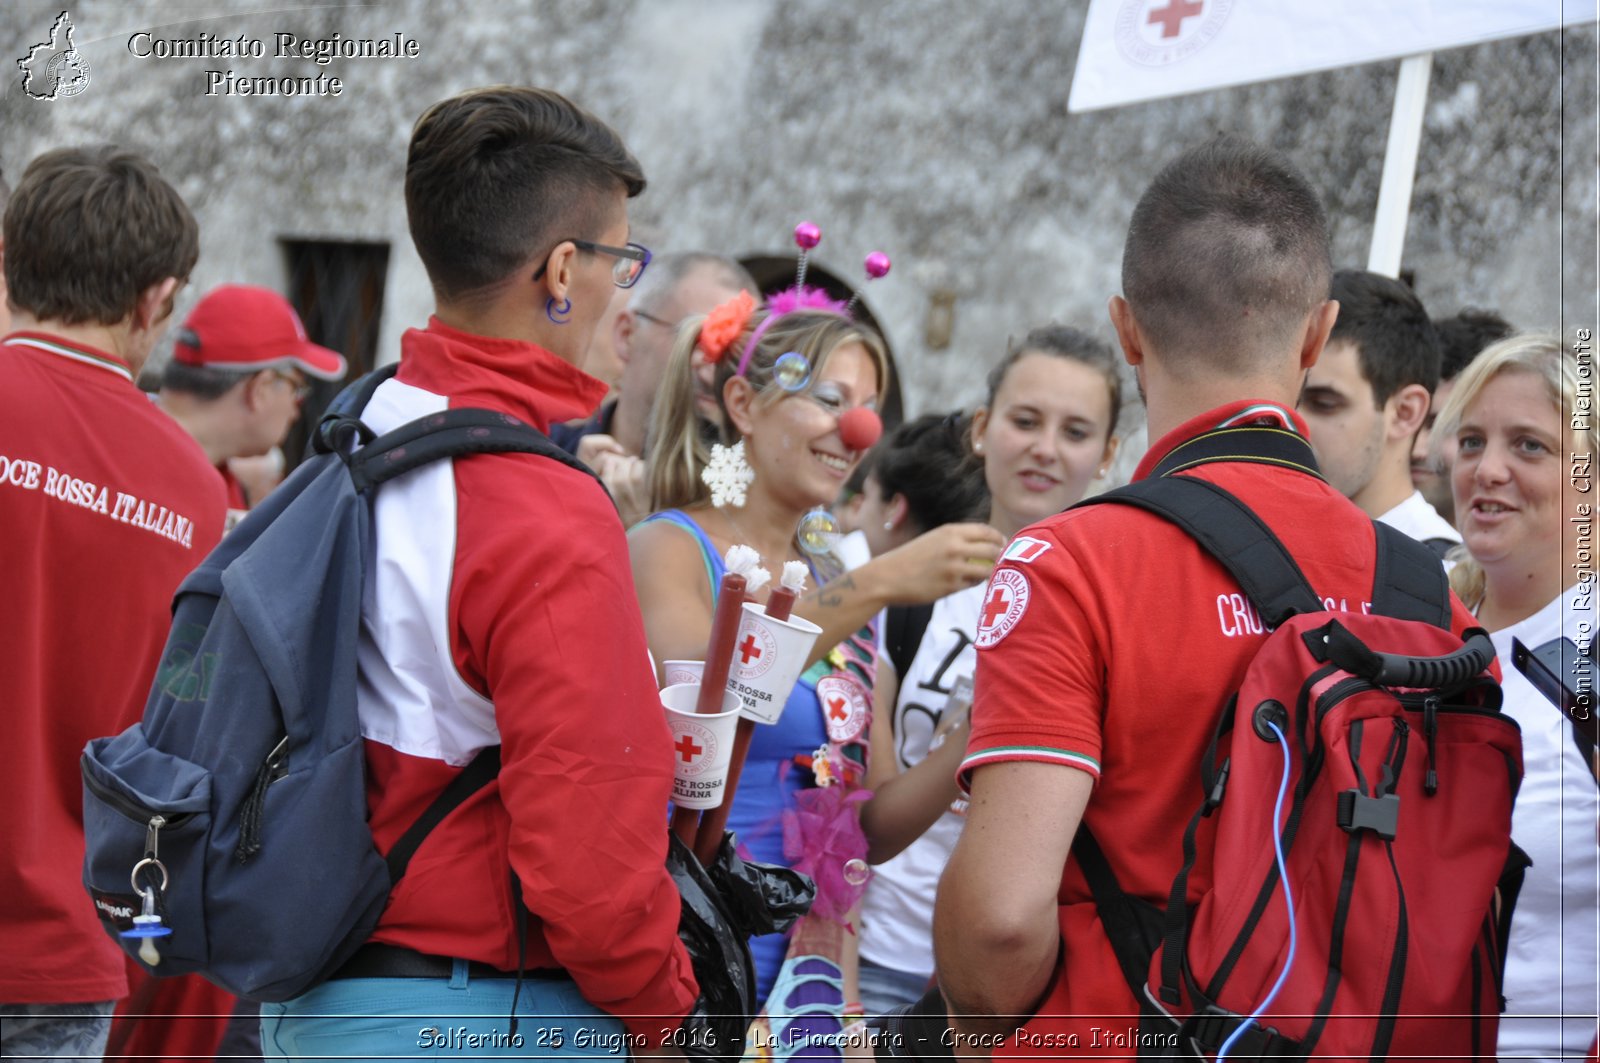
[731,617,778,680]
[673,720,719,778]
[1114,0,1234,67]
[816,674,870,744]
[975,568,1031,648]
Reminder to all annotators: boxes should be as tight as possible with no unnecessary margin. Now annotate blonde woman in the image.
[1434,332,1598,1063]
[631,294,887,1009]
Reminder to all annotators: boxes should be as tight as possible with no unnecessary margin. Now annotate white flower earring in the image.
[702,439,755,508]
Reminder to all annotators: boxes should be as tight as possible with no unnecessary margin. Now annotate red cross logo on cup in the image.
[731,615,778,680]
[673,720,718,778]
[738,633,763,665]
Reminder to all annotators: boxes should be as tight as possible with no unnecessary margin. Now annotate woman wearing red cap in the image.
[631,290,889,1036]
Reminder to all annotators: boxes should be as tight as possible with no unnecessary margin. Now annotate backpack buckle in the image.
[1336,789,1399,840]
[314,412,375,458]
[1183,1006,1297,1057]
[1202,758,1231,813]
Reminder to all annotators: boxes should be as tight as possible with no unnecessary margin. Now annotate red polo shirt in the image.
[960,400,1481,1052]
[0,332,226,1004]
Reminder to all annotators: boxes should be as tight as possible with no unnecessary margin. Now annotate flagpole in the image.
[1367,53,1433,279]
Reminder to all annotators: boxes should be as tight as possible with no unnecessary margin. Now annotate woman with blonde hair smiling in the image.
[1433,331,1598,1063]
[632,287,890,1012]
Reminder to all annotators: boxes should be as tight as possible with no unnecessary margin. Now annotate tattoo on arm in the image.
[808,573,857,609]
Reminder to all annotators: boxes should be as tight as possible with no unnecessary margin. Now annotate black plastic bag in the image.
[668,831,814,1062]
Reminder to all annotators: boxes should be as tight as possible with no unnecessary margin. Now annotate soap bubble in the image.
[773,351,812,391]
[796,508,841,556]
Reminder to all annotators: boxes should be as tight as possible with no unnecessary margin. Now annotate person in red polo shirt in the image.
[933,135,1483,1057]
[0,146,225,1060]
[159,284,347,528]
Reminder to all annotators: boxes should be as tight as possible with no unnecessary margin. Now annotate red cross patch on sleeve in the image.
[975,568,1031,648]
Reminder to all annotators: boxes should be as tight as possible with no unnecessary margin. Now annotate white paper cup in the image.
[660,682,742,810]
[727,602,824,725]
[661,660,704,687]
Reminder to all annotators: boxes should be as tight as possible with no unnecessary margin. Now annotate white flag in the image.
[1069,0,1597,113]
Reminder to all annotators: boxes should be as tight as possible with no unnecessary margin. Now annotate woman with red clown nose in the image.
[631,242,892,1054]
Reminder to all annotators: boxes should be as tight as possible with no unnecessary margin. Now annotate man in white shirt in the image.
[1299,268,1460,556]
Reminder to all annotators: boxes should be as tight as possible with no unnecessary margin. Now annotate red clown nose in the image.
[838,406,883,452]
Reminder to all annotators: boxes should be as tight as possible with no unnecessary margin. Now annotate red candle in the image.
[671,572,747,849]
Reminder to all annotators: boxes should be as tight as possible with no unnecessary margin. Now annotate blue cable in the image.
[1217,720,1298,1061]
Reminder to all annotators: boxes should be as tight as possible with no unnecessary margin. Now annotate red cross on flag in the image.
[1068,0,1593,113]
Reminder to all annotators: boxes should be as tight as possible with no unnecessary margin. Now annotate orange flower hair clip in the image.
[696,289,757,363]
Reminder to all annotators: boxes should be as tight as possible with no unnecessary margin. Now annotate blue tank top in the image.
[643,510,835,999]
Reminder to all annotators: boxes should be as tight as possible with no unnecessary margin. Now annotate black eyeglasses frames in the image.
[533,239,652,289]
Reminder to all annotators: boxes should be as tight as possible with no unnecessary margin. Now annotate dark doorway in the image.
[279,240,390,469]
[738,255,904,431]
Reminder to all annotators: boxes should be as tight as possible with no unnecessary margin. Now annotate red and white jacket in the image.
[357,318,697,1039]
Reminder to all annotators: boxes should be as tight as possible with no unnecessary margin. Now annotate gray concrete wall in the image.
[4,0,1595,423]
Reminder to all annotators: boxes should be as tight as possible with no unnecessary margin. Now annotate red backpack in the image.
[1075,428,1526,1061]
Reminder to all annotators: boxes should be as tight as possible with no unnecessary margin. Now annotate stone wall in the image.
[4,0,1594,421]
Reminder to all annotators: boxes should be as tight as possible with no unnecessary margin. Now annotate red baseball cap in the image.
[172,285,347,380]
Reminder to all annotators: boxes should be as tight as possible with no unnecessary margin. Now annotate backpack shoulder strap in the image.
[885,601,935,680]
[1074,826,1166,1000]
[307,364,400,459]
[1089,472,1453,630]
[332,362,399,417]
[1086,474,1323,627]
[346,408,598,493]
[1421,536,1456,561]
[309,367,600,493]
[1080,424,1326,626]
[384,746,501,886]
[1081,423,1452,629]
[1371,521,1452,627]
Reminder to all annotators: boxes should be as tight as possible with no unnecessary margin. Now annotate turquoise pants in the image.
[260,961,636,1062]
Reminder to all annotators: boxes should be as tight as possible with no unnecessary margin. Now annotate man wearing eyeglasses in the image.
[254,86,702,1060]
[158,284,346,527]
[554,252,757,524]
